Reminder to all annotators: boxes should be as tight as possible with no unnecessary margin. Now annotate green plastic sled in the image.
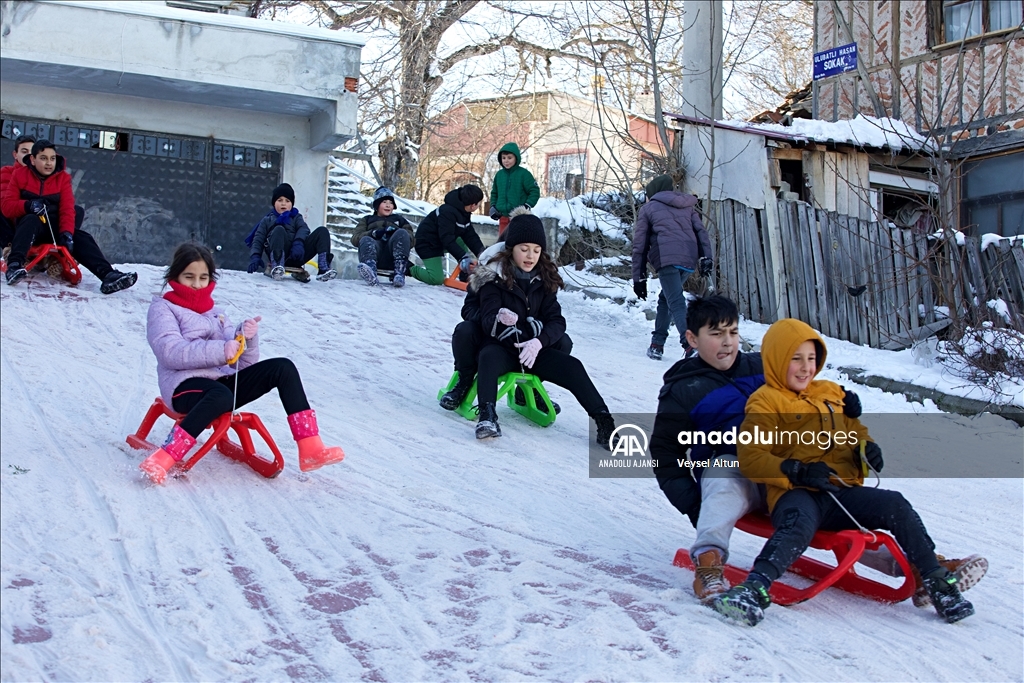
[437,371,557,427]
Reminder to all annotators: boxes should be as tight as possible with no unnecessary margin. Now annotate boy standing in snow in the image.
[632,175,713,361]
[712,318,976,626]
[247,183,336,282]
[489,142,540,238]
[1,139,136,293]
[351,187,415,287]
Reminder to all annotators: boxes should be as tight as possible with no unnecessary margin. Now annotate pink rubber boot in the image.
[288,409,345,472]
[139,425,196,484]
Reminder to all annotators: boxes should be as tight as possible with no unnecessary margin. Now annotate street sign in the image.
[813,42,858,81]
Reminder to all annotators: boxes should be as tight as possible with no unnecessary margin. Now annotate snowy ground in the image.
[1,265,1021,682]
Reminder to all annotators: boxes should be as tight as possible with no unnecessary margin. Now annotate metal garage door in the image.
[1,118,281,271]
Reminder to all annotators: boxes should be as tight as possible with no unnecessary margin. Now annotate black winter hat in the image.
[645,174,673,198]
[372,186,396,212]
[503,208,546,251]
[457,184,484,206]
[271,183,295,205]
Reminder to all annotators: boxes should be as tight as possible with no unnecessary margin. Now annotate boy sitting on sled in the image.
[712,318,975,626]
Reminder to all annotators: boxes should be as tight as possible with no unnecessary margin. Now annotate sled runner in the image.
[264,265,311,283]
[126,397,285,479]
[443,264,468,291]
[673,513,916,606]
[438,371,557,427]
[0,244,82,285]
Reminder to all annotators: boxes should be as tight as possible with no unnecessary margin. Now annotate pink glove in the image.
[497,308,518,326]
[224,339,241,362]
[242,315,262,339]
[514,338,542,368]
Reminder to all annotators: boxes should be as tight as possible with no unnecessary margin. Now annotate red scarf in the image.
[164,280,216,314]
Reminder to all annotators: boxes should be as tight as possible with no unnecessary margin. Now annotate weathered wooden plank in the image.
[826,211,851,343]
[999,240,1024,314]
[795,202,819,330]
[732,201,750,318]
[916,233,936,325]
[947,238,968,318]
[804,203,832,336]
[751,208,773,324]
[876,221,900,346]
[838,214,861,345]
[856,216,877,348]
[760,206,779,323]
[963,235,988,302]
[778,204,797,321]
[815,211,837,339]
[745,205,770,323]
[902,229,921,333]
[786,202,810,324]
[721,201,738,301]
[892,227,912,337]
[832,152,849,217]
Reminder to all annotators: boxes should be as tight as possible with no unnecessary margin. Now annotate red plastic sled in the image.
[674,513,915,605]
[126,398,285,479]
[0,244,82,285]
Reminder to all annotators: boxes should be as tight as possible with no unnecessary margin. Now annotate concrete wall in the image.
[1,81,328,225]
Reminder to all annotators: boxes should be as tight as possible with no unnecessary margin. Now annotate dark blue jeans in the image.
[652,265,692,346]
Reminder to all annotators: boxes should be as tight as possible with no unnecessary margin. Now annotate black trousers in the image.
[452,321,573,377]
[8,209,114,281]
[751,486,940,583]
[266,225,332,266]
[170,358,310,438]
[357,229,410,271]
[476,343,607,416]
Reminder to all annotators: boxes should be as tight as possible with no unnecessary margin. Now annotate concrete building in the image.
[420,91,669,211]
[0,0,363,269]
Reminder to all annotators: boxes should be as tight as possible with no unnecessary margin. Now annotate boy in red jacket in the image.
[0,134,37,248]
[1,139,135,292]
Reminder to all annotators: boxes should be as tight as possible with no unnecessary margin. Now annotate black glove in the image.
[27,199,45,216]
[248,254,265,274]
[633,280,647,300]
[780,459,840,493]
[289,240,305,263]
[698,257,714,277]
[841,386,862,418]
[863,441,884,472]
[489,206,501,220]
[58,231,74,253]
[370,228,387,240]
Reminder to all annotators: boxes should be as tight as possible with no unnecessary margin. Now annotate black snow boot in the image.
[100,270,138,294]
[513,386,560,415]
[710,573,772,626]
[592,410,616,450]
[922,569,975,624]
[475,402,501,439]
[5,262,27,286]
[440,373,474,411]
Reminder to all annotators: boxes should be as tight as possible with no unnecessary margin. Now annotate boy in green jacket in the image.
[489,142,540,237]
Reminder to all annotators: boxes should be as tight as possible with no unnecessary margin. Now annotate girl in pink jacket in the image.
[139,242,343,484]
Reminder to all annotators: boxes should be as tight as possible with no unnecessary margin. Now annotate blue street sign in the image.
[813,42,858,81]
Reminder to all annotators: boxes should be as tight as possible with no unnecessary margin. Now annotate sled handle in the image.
[227,334,246,365]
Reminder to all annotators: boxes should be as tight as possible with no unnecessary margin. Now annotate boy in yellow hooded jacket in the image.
[710,318,975,626]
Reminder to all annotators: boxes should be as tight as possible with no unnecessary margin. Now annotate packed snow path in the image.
[2,266,1021,682]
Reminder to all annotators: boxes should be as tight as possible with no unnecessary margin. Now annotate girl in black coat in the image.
[470,210,615,447]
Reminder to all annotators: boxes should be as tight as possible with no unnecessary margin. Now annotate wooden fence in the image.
[709,198,1024,349]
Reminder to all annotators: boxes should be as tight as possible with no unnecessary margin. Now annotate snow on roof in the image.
[727,115,934,152]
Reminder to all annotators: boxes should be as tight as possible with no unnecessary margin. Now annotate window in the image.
[960,151,1024,236]
[942,1,1022,43]
[546,151,586,198]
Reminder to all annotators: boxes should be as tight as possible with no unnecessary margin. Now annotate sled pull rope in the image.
[827,490,877,544]
[228,333,246,416]
[41,205,58,245]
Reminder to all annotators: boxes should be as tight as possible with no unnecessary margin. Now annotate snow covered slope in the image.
[1,267,1021,682]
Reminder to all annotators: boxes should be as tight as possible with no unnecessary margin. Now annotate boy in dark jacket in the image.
[248,183,336,282]
[412,185,485,285]
[1,139,136,293]
[488,142,540,237]
[632,175,713,361]
[351,187,415,287]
